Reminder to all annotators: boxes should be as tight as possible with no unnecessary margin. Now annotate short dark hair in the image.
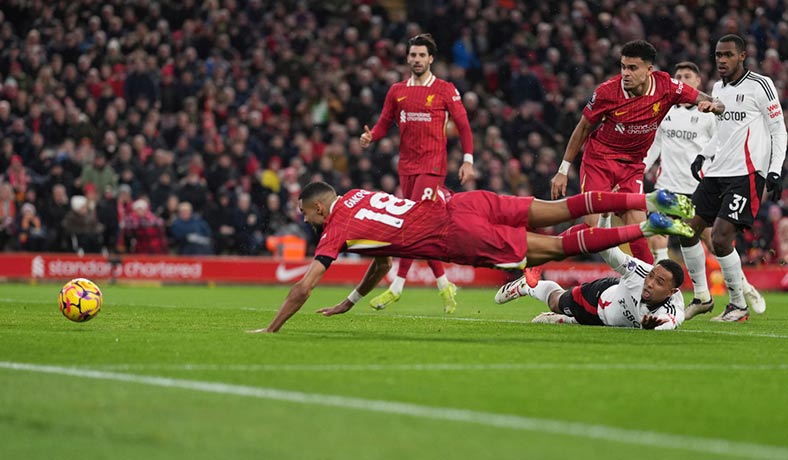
[621,40,657,64]
[656,259,684,288]
[407,33,437,56]
[718,34,746,53]
[674,61,700,76]
[300,181,336,202]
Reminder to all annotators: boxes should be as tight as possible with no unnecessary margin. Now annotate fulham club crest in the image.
[736,94,745,103]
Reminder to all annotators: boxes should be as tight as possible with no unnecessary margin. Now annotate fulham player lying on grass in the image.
[496,213,685,330]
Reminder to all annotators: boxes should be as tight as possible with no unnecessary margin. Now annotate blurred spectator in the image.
[203,191,235,254]
[178,167,209,213]
[118,199,168,254]
[41,184,71,252]
[4,155,30,200]
[231,192,264,255]
[0,183,17,250]
[78,151,118,195]
[17,202,46,251]
[62,195,104,254]
[169,201,214,255]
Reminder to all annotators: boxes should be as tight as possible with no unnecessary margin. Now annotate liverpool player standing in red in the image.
[250,181,696,333]
[359,33,475,314]
[550,40,724,264]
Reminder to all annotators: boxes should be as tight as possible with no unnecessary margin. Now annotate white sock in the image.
[435,275,451,290]
[716,249,746,308]
[524,280,562,305]
[681,242,711,302]
[390,276,406,295]
[653,247,669,263]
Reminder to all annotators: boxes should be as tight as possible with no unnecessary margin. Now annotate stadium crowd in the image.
[0,0,787,264]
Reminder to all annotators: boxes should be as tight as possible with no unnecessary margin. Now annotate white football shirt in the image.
[644,105,717,194]
[595,215,685,330]
[701,70,787,178]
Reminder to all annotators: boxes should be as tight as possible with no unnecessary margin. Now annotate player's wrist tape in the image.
[347,289,363,304]
[558,160,571,175]
[463,153,474,164]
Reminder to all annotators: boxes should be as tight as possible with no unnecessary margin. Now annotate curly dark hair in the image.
[621,40,657,64]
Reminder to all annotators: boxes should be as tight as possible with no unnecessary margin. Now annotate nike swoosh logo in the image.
[614,110,627,116]
[397,96,407,102]
[275,263,311,282]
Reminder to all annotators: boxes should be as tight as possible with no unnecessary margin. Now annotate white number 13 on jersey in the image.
[353,192,415,228]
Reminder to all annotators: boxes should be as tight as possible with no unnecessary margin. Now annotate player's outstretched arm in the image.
[552,116,594,199]
[694,92,725,115]
[318,256,392,316]
[249,259,327,333]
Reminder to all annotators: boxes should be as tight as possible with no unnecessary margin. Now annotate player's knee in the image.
[710,232,734,254]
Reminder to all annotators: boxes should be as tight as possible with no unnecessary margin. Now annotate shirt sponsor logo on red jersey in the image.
[614,121,660,135]
[400,110,432,122]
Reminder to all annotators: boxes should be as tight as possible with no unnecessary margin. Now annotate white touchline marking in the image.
[1,361,785,460]
[90,363,788,372]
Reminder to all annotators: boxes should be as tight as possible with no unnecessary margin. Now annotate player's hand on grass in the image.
[640,314,668,330]
[317,300,355,316]
[550,173,568,199]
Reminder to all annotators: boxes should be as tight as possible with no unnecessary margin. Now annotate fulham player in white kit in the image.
[495,213,685,330]
[644,61,717,263]
[680,34,787,322]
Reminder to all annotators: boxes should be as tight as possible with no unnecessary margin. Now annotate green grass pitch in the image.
[1,281,787,460]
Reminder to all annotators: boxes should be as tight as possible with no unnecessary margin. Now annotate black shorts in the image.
[557,277,619,326]
[692,174,765,228]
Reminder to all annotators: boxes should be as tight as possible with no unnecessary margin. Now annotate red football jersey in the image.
[370,74,474,176]
[582,71,699,161]
[315,189,450,261]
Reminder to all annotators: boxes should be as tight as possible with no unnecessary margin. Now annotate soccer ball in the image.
[58,278,103,322]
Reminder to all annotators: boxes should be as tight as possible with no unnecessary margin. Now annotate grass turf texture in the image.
[1,282,787,460]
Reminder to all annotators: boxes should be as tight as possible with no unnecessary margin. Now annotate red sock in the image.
[559,222,590,237]
[397,258,414,278]
[628,237,654,263]
[427,259,445,278]
[566,192,646,218]
[561,224,645,256]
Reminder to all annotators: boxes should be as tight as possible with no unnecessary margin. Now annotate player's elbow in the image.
[290,281,313,303]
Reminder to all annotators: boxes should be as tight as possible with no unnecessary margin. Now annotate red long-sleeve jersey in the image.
[370,74,474,176]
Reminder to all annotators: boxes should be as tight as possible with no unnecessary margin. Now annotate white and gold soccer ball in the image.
[58,278,103,322]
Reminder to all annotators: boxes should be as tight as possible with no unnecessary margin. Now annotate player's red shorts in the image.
[580,157,645,194]
[400,173,445,201]
[444,191,532,268]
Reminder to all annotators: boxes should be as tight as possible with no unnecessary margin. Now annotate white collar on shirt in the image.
[407,72,436,87]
